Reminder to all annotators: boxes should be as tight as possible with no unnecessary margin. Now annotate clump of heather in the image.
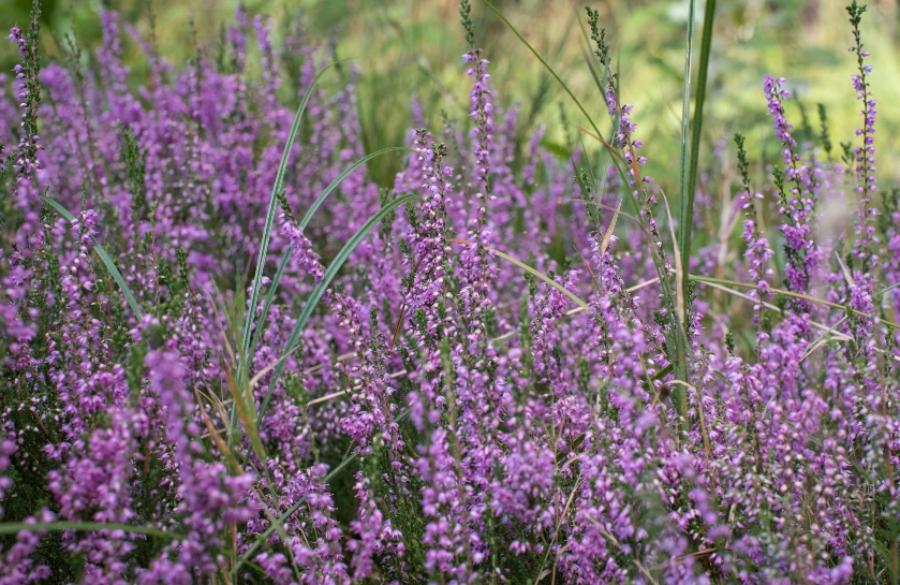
[1,0,899,583]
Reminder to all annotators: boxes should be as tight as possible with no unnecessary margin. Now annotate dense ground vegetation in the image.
[2,0,900,583]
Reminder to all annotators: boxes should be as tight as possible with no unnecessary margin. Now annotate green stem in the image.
[681,0,716,290]
[673,0,697,428]
[675,0,716,427]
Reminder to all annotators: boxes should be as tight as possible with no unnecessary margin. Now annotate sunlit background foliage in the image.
[4,0,900,193]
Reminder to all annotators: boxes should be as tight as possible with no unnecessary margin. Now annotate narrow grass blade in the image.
[0,521,180,540]
[94,246,144,319]
[660,190,685,327]
[685,272,900,331]
[255,193,418,426]
[834,251,856,288]
[680,0,716,290]
[879,281,900,297]
[688,277,852,341]
[573,124,626,165]
[247,248,292,363]
[223,358,267,464]
[490,277,658,346]
[241,64,337,366]
[297,147,407,231]
[800,317,849,363]
[483,0,603,139]
[489,247,589,310]
[446,237,589,310]
[674,0,717,426]
[600,199,622,258]
[40,195,78,224]
[677,0,696,254]
[673,0,697,406]
[194,388,241,472]
[41,195,145,320]
[246,146,407,364]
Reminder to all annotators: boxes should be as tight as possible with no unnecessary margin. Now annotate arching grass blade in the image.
[246,146,408,363]
[255,193,418,427]
[483,0,603,139]
[299,147,407,231]
[241,63,339,367]
[41,194,145,320]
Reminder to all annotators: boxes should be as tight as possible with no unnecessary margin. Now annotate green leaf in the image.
[247,250,292,364]
[674,0,716,428]
[297,147,408,232]
[680,0,716,291]
[538,139,570,160]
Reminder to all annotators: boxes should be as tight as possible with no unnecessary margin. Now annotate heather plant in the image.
[1,0,900,583]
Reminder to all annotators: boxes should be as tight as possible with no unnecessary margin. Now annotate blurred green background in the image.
[2,0,900,194]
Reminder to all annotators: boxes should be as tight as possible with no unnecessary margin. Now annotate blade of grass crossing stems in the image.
[255,194,418,427]
[684,0,717,414]
[677,0,696,241]
[682,0,717,293]
[880,281,900,297]
[482,0,603,139]
[685,273,900,330]
[241,64,337,369]
[660,190,686,327]
[223,358,267,463]
[600,200,622,258]
[490,248,589,310]
[486,0,674,306]
[298,148,407,232]
[41,195,145,320]
[674,0,717,426]
[246,146,407,360]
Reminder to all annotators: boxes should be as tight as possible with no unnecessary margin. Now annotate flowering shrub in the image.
[1,0,899,583]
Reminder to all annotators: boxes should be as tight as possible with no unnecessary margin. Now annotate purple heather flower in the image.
[0,6,896,583]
